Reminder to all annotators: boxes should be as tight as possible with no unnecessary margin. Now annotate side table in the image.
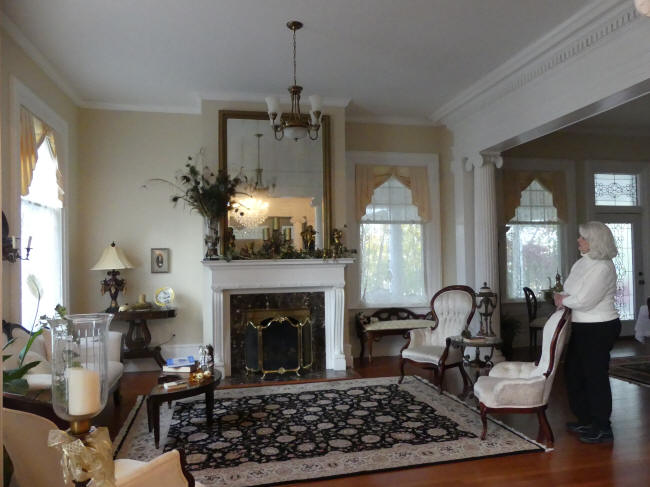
[113,309,176,367]
[147,369,222,448]
[448,335,503,400]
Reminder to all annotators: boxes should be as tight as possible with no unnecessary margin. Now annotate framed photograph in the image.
[151,248,170,273]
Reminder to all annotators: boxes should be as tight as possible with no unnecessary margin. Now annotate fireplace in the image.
[202,259,353,376]
[230,294,325,378]
[243,308,313,379]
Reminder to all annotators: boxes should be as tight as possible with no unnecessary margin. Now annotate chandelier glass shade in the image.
[265,21,322,141]
[231,133,272,229]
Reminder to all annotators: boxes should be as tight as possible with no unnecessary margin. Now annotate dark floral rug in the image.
[114,376,544,486]
[609,355,650,387]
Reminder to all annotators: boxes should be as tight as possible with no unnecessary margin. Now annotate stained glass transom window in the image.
[594,173,638,206]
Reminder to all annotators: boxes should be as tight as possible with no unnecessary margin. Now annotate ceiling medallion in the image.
[265,20,322,141]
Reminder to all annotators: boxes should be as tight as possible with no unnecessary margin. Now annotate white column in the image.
[325,285,347,370]
[473,152,502,336]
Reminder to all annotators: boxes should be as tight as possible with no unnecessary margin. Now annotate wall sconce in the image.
[476,282,498,337]
[2,212,32,263]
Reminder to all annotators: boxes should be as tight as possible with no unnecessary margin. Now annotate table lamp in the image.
[91,242,133,312]
[476,282,498,337]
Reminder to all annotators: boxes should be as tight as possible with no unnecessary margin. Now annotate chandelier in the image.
[231,134,271,229]
[265,21,322,141]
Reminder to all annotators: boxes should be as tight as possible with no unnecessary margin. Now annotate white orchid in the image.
[26,274,43,300]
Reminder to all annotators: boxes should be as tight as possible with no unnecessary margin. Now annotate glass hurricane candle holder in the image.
[50,313,113,435]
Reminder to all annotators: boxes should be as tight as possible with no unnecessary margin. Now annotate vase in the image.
[50,313,112,433]
[204,216,220,260]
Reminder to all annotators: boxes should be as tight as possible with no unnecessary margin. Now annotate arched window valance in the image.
[355,164,430,222]
[20,106,63,201]
[503,170,567,222]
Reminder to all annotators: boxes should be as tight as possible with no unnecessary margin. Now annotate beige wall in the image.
[345,122,457,285]
[76,109,203,345]
[1,28,78,321]
[504,131,650,161]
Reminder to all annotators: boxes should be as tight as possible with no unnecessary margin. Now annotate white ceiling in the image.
[2,0,594,122]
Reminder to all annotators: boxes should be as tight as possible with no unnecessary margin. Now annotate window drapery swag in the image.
[503,170,567,222]
[355,164,430,222]
[20,106,63,201]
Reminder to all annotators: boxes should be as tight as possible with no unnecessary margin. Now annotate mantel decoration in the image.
[265,20,322,141]
[225,224,355,261]
[150,149,242,260]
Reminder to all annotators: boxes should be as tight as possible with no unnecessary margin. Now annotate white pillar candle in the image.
[67,367,101,416]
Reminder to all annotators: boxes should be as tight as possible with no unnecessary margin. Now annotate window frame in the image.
[9,77,70,323]
[346,151,441,310]
[498,158,577,304]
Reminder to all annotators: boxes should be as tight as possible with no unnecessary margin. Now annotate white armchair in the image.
[399,285,476,392]
[473,308,571,447]
[1,321,124,403]
[3,408,203,487]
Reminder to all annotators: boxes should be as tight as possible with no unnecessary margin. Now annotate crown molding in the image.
[431,0,640,125]
[1,12,83,106]
[80,100,201,114]
[346,115,438,126]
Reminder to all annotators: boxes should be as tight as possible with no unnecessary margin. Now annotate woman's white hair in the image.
[579,221,618,260]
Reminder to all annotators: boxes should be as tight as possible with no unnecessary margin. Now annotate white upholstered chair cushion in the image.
[363,319,433,332]
[474,309,570,408]
[3,408,199,487]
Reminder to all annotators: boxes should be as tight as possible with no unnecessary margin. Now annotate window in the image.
[21,131,63,328]
[594,173,638,206]
[506,180,561,299]
[360,177,425,305]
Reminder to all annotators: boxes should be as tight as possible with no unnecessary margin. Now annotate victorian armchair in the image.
[473,308,571,447]
[398,285,476,392]
[3,407,203,487]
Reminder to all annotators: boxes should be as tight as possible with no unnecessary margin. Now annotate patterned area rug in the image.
[609,355,650,387]
[114,376,544,486]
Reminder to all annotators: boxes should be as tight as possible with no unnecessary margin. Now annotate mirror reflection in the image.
[220,112,330,252]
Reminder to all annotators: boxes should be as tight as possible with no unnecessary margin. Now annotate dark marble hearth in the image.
[230,292,325,379]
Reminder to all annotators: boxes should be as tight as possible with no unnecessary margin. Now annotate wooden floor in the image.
[104,338,650,487]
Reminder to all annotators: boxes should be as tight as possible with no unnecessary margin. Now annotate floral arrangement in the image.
[151,155,242,221]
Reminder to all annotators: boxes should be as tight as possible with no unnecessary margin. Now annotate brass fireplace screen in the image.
[244,308,313,379]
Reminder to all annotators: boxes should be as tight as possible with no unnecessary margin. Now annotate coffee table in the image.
[146,369,222,448]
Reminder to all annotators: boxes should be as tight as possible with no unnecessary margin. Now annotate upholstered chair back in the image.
[3,408,67,487]
[533,308,571,404]
[430,286,476,341]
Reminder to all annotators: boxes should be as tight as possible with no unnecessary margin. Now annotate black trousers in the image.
[565,319,621,429]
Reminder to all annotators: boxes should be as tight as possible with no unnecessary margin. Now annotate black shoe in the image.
[566,422,591,434]
[579,426,613,444]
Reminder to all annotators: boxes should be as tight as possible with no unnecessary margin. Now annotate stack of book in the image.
[162,356,199,373]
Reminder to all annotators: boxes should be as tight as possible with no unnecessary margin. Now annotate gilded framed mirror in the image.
[218,110,331,253]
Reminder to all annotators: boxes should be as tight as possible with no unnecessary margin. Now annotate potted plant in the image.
[150,149,242,259]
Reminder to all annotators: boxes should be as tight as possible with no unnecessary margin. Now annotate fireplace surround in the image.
[202,259,353,376]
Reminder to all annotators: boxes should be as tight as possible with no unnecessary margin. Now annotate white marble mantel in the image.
[202,259,354,376]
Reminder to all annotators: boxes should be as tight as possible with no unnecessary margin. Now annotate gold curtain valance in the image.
[503,170,567,222]
[355,164,430,222]
[20,106,63,201]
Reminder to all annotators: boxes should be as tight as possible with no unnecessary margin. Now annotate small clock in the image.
[154,287,175,307]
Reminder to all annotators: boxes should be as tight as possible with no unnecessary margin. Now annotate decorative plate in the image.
[154,287,175,307]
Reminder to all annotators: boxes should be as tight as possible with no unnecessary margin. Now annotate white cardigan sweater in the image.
[562,254,619,323]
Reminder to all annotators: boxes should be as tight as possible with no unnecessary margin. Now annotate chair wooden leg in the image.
[480,403,488,440]
[398,358,406,384]
[438,364,445,393]
[536,407,554,447]
[367,332,374,363]
[113,382,122,405]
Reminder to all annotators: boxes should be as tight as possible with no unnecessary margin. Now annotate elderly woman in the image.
[554,221,621,444]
